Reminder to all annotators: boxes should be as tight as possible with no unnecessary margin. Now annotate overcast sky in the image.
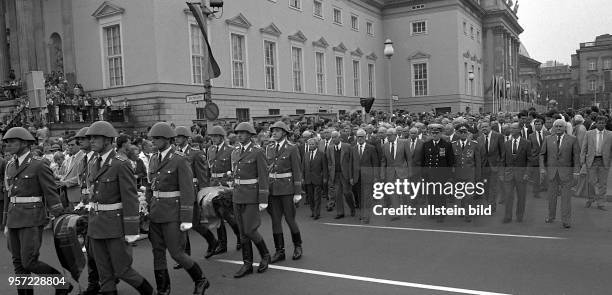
[518,0,612,65]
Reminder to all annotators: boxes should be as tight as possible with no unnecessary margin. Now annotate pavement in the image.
[1,191,611,295]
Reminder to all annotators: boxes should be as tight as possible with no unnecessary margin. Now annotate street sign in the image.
[186,93,206,103]
[203,102,219,120]
[392,95,399,101]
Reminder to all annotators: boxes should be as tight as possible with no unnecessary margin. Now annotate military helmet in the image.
[75,127,89,138]
[269,121,290,133]
[234,122,256,135]
[86,121,119,138]
[175,126,192,138]
[148,122,176,139]
[208,126,227,137]
[3,127,35,141]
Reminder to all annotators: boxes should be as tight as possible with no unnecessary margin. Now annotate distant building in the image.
[540,65,573,109]
[571,34,612,109]
[518,44,543,111]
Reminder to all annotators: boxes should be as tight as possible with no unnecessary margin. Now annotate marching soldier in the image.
[232,122,271,278]
[208,126,241,253]
[2,127,72,295]
[422,124,455,223]
[452,123,481,223]
[147,122,209,295]
[265,121,303,263]
[85,121,154,295]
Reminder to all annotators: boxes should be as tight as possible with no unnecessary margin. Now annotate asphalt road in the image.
[1,193,611,295]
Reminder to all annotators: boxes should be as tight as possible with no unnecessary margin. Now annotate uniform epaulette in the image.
[470,140,478,143]
[286,141,296,146]
[114,155,126,161]
[32,156,44,161]
[253,144,261,149]
[451,141,457,144]
[174,150,185,157]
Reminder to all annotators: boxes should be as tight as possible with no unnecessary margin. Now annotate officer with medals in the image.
[85,121,154,295]
[147,122,209,295]
[451,123,482,223]
[208,126,241,253]
[265,121,303,263]
[2,127,72,295]
[231,122,271,278]
[422,123,455,223]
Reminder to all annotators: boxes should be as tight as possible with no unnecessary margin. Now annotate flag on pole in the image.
[186,2,221,79]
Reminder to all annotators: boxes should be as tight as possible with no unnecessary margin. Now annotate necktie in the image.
[597,131,602,154]
[512,139,517,154]
[310,151,315,161]
[461,141,465,150]
[275,143,280,154]
[557,135,562,150]
[391,142,395,159]
[15,156,19,170]
[325,142,329,153]
[537,132,542,146]
[485,135,489,153]
[97,156,103,169]
[360,145,364,157]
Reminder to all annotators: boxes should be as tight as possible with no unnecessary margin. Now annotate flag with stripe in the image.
[186,2,221,79]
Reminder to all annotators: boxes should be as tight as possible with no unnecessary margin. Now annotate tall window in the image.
[351,15,358,30]
[368,64,375,97]
[291,47,303,92]
[315,52,325,94]
[589,60,596,70]
[604,59,612,69]
[366,22,373,35]
[413,62,428,96]
[470,65,475,95]
[333,8,342,24]
[264,40,277,90]
[464,62,468,94]
[463,21,467,35]
[589,80,597,91]
[103,24,123,87]
[313,0,323,18]
[477,67,481,95]
[335,56,344,95]
[236,108,250,122]
[230,33,246,88]
[411,21,427,35]
[290,0,301,9]
[470,25,474,39]
[190,24,207,85]
[268,109,280,115]
[352,60,360,96]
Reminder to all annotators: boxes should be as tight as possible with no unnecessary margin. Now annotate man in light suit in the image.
[350,129,379,224]
[380,128,411,219]
[477,120,504,212]
[540,119,581,229]
[580,115,611,210]
[528,116,550,197]
[59,137,85,208]
[327,130,354,219]
[501,123,531,223]
[303,138,328,219]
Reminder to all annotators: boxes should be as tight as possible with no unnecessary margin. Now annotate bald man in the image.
[350,129,379,223]
[327,130,355,218]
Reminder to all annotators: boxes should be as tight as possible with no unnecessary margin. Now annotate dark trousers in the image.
[351,180,361,209]
[85,237,99,288]
[213,199,240,246]
[332,172,354,215]
[184,224,217,255]
[149,222,196,271]
[234,203,263,244]
[483,168,500,209]
[504,179,527,220]
[548,174,572,223]
[90,237,145,292]
[267,195,300,234]
[304,183,322,217]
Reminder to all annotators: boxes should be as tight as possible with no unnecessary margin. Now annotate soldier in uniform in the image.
[2,127,72,295]
[422,124,455,223]
[232,122,271,278]
[207,126,241,253]
[85,121,154,295]
[452,123,481,223]
[147,122,209,295]
[174,126,219,270]
[265,121,303,263]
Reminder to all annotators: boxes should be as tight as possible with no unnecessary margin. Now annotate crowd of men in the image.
[1,102,611,295]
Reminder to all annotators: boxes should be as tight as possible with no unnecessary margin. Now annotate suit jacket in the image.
[573,124,587,147]
[351,143,379,183]
[406,138,423,178]
[367,137,384,164]
[452,140,481,181]
[87,150,139,238]
[539,134,581,181]
[61,150,86,203]
[580,129,612,169]
[231,143,269,204]
[501,137,530,181]
[327,142,352,182]
[520,124,533,139]
[265,141,303,196]
[303,149,328,186]
[528,130,550,167]
[381,139,411,181]
[477,131,504,172]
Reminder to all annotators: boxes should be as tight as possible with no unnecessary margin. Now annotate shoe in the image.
[597,206,607,211]
[135,279,154,295]
[186,264,209,295]
[562,223,571,229]
[334,214,344,219]
[545,217,554,223]
[291,232,302,260]
[205,240,220,259]
[270,233,285,263]
[236,243,242,251]
[502,218,512,223]
[585,200,593,208]
[254,240,271,273]
[350,209,356,217]
[233,264,253,278]
[154,269,171,295]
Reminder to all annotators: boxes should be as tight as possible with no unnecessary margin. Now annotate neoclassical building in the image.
[0,0,537,128]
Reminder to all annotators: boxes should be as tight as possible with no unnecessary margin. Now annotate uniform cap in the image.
[148,122,177,139]
[2,127,35,141]
[86,121,119,138]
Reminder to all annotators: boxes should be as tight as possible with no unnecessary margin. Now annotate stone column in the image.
[33,0,47,72]
[61,0,77,85]
[7,0,20,78]
[0,1,10,82]
[15,0,36,72]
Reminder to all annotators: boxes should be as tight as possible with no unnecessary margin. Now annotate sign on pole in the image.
[186,93,206,103]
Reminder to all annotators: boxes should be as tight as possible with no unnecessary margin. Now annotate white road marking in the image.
[324,222,566,240]
[217,259,512,295]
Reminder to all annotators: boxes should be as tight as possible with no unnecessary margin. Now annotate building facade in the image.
[540,64,573,109]
[571,34,612,110]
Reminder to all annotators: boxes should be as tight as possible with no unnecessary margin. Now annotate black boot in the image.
[176,233,192,269]
[186,264,210,295]
[270,233,285,263]
[215,226,228,255]
[254,239,271,273]
[82,248,100,295]
[154,269,171,295]
[135,278,155,295]
[201,228,219,259]
[55,282,73,295]
[228,220,241,251]
[234,240,253,278]
[291,232,303,260]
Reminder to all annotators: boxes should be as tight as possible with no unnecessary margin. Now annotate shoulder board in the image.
[114,155,126,161]
[253,144,261,149]
[32,156,44,161]
[470,140,478,143]
[174,150,185,157]
[451,141,457,144]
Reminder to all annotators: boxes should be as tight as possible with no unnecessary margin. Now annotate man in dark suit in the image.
[381,127,411,219]
[407,127,424,182]
[350,129,379,224]
[477,120,504,212]
[327,130,354,219]
[303,138,328,219]
[317,128,332,209]
[528,116,549,197]
[540,119,581,229]
[422,124,455,222]
[501,123,531,223]
[518,110,534,139]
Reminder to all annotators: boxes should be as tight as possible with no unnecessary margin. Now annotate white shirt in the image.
[240,142,252,152]
[556,133,564,148]
[485,132,492,151]
[179,144,189,153]
[596,130,604,156]
[512,137,519,153]
[159,146,172,161]
[275,139,286,150]
[358,143,365,155]
[99,148,114,167]
[460,140,467,149]
[535,130,543,146]
[335,142,342,151]
[390,138,398,158]
[17,151,31,166]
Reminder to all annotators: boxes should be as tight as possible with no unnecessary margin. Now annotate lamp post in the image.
[505,81,511,111]
[468,71,475,96]
[384,39,394,116]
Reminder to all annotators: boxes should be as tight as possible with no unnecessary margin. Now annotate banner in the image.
[186,2,221,79]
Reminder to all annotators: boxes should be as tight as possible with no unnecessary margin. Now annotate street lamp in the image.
[384,39,394,116]
[468,71,475,96]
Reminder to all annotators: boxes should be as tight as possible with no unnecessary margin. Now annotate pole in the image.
[387,56,393,117]
[201,4,214,132]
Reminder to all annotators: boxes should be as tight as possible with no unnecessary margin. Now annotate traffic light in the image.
[360,97,375,113]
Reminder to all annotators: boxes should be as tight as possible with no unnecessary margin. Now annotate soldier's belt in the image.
[211,172,228,178]
[192,178,198,183]
[91,202,123,211]
[10,196,42,203]
[234,179,258,185]
[153,191,181,198]
[269,172,293,179]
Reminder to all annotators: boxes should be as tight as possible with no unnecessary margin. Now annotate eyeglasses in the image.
[457,130,468,133]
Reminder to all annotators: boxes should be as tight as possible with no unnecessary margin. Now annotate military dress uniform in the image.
[3,152,69,294]
[265,139,303,262]
[88,149,151,293]
[452,138,482,222]
[422,128,455,222]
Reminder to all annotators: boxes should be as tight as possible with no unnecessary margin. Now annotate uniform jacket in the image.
[477,131,504,172]
[421,139,455,180]
[351,143,379,183]
[208,142,233,186]
[501,137,530,181]
[147,147,195,223]
[580,129,612,169]
[302,149,328,186]
[180,145,209,189]
[381,138,411,181]
[79,151,97,202]
[88,150,139,238]
[326,142,352,183]
[62,150,85,203]
[452,139,481,181]
[539,133,581,181]
[3,153,63,228]
[231,143,269,204]
[265,140,303,196]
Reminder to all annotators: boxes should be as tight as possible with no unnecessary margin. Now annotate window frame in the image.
[410,20,428,35]
[289,0,302,11]
[315,50,326,94]
[333,7,342,25]
[350,14,359,31]
[366,21,373,36]
[188,22,208,85]
[229,31,248,88]
[335,55,345,96]
[98,15,126,88]
[352,59,360,97]
[367,63,375,97]
[263,39,278,91]
[411,60,429,97]
[313,0,323,19]
[291,46,305,92]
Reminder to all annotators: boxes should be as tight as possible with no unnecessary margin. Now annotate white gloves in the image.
[293,194,302,203]
[180,222,193,231]
[3,226,7,236]
[259,203,268,211]
[74,202,85,211]
[125,235,140,243]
